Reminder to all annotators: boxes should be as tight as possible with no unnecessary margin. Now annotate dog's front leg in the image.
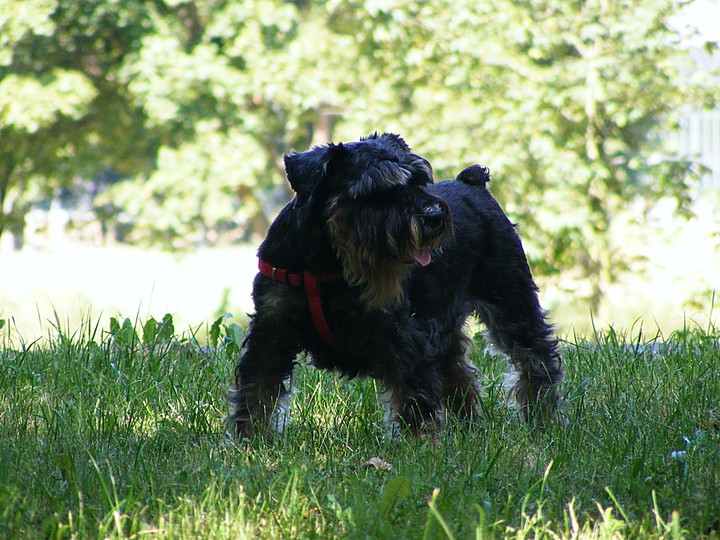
[229,316,298,440]
[384,362,444,437]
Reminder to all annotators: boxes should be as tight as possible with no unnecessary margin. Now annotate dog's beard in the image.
[329,211,442,308]
[332,240,409,308]
[389,218,434,267]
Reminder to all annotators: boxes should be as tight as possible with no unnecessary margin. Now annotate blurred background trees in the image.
[1,0,718,310]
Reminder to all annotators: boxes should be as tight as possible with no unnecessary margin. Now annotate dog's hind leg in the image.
[476,297,563,427]
[229,314,299,439]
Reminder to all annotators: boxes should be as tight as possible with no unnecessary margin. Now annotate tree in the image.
[315,0,717,310]
[0,0,157,248]
[102,125,269,247]
[467,0,716,310]
[104,0,377,246]
[1,0,716,314]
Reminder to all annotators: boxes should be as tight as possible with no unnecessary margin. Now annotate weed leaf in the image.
[380,476,411,517]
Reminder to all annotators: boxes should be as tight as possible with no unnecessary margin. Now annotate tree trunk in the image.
[0,163,15,249]
[310,107,338,148]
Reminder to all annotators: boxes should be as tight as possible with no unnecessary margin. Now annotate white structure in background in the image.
[673,0,720,189]
[677,111,720,189]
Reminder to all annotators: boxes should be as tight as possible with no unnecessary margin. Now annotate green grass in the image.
[1,314,718,539]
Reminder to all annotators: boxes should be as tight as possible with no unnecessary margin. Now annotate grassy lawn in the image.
[0,314,718,538]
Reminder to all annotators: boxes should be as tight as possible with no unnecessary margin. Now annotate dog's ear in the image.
[284,151,318,205]
[406,154,434,186]
[284,147,327,207]
[284,143,351,207]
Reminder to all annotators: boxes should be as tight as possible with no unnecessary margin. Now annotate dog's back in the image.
[409,166,514,320]
[410,164,541,337]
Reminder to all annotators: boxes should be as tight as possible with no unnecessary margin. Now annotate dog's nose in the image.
[420,203,446,230]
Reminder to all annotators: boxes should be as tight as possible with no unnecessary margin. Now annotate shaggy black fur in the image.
[230,133,563,438]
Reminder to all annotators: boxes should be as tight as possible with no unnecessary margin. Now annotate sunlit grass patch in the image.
[1,314,718,538]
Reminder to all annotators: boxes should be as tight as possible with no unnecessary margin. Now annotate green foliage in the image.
[0,70,96,131]
[0,0,155,240]
[0,315,719,537]
[380,475,411,518]
[0,0,57,67]
[101,125,268,247]
[1,0,718,307]
[464,0,714,307]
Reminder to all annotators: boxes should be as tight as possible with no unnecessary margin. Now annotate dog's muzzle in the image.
[419,202,448,232]
[408,202,450,267]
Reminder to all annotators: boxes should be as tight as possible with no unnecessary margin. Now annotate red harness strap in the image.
[258,259,344,351]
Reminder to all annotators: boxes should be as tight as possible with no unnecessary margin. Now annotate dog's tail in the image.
[456,164,491,187]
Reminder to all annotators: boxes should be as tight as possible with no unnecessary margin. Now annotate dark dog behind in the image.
[230,133,563,439]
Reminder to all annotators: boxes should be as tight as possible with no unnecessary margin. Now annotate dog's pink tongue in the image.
[413,248,432,267]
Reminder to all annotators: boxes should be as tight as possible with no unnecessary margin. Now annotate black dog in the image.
[230,133,562,438]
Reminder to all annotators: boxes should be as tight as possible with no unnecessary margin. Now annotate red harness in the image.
[258,259,344,351]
